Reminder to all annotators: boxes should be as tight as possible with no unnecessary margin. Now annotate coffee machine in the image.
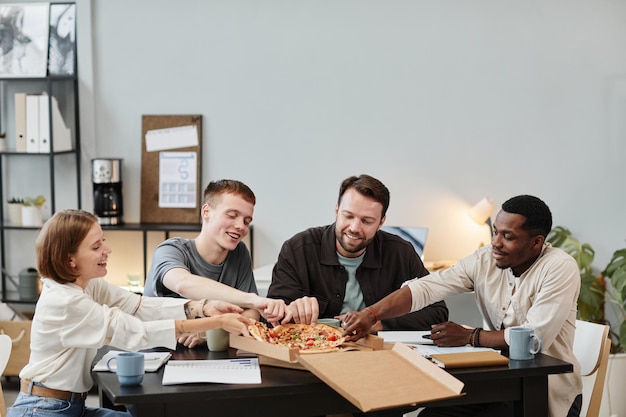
[92,158,124,225]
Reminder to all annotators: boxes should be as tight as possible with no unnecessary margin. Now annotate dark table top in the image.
[92,344,572,415]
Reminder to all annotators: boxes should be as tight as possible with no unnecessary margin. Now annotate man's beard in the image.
[336,228,370,255]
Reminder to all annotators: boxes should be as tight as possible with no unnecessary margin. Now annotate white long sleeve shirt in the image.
[403,243,581,417]
[20,277,187,393]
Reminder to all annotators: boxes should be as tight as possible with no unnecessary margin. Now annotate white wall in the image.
[4,0,626,275]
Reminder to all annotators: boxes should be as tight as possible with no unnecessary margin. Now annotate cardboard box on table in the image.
[230,333,384,368]
[230,334,464,413]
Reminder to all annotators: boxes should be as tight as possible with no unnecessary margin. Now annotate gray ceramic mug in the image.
[509,327,542,360]
[107,352,145,386]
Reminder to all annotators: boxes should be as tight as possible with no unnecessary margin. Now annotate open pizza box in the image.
[229,333,384,369]
[298,342,465,412]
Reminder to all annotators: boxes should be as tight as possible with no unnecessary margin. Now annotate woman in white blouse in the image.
[7,209,261,417]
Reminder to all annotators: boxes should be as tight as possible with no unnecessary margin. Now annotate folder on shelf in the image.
[38,95,51,153]
[49,95,72,152]
[14,93,27,152]
[26,95,40,153]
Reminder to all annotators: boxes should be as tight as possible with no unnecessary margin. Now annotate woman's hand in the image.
[217,313,254,337]
[204,300,244,316]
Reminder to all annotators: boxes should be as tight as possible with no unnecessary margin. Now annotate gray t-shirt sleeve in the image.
[144,237,257,297]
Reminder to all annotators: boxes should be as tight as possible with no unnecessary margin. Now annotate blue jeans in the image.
[6,392,132,417]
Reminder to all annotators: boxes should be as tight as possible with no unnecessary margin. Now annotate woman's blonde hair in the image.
[36,209,98,284]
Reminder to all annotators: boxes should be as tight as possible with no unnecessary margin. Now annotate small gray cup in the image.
[509,327,542,360]
[107,352,144,386]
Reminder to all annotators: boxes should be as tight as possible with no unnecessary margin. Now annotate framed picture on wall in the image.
[0,3,50,77]
[48,3,76,76]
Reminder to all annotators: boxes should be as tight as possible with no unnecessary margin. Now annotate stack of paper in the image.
[162,358,261,385]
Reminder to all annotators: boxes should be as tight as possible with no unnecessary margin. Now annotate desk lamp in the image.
[469,197,495,245]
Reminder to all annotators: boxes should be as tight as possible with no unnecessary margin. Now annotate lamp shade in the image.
[469,198,495,225]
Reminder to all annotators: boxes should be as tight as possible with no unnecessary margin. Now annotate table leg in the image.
[515,375,548,417]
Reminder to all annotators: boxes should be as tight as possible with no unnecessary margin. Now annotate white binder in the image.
[25,95,40,153]
[14,93,27,152]
[38,95,51,153]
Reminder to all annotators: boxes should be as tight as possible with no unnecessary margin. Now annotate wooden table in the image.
[92,345,572,417]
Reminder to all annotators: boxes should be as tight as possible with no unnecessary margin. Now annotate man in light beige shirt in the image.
[343,195,582,417]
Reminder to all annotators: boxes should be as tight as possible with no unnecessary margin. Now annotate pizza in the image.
[248,321,345,353]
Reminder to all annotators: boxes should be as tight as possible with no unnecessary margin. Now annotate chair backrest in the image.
[573,319,611,417]
[0,333,13,417]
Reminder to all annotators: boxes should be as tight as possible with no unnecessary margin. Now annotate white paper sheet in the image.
[161,358,262,385]
[158,151,197,208]
[145,125,199,152]
[377,330,434,345]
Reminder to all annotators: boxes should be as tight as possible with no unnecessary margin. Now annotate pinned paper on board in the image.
[141,114,201,224]
[159,152,197,208]
[145,125,199,152]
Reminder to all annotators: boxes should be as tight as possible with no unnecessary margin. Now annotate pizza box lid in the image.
[297,342,465,412]
[229,333,384,365]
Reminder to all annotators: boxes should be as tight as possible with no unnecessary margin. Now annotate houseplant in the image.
[547,227,604,324]
[547,226,626,352]
[603,248,626,350]
[7,197,24,225]
[21,195,46,227]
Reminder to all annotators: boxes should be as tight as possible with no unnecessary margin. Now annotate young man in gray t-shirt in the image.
[144,179,288,347]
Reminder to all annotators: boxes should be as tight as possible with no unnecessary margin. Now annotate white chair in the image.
[573,319,611,417]
[0,333,13,417]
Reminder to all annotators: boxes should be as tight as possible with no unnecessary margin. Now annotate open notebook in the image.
[93,350,171,372]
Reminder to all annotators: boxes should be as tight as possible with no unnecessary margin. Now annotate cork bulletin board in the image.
[140,115,202,224]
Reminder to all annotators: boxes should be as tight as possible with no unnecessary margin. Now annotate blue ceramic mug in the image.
[107,352,144,386]
[509,327,542,360]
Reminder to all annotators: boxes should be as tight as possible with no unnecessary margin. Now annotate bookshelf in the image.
[0,2,80,304]
[0,75,81,304]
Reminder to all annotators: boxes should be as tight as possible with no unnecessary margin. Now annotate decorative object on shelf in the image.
[17,267,39,301]
[47,3,76,76]
[0,3,50,77]
[7,197,23,225]
[21,195,45,227]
